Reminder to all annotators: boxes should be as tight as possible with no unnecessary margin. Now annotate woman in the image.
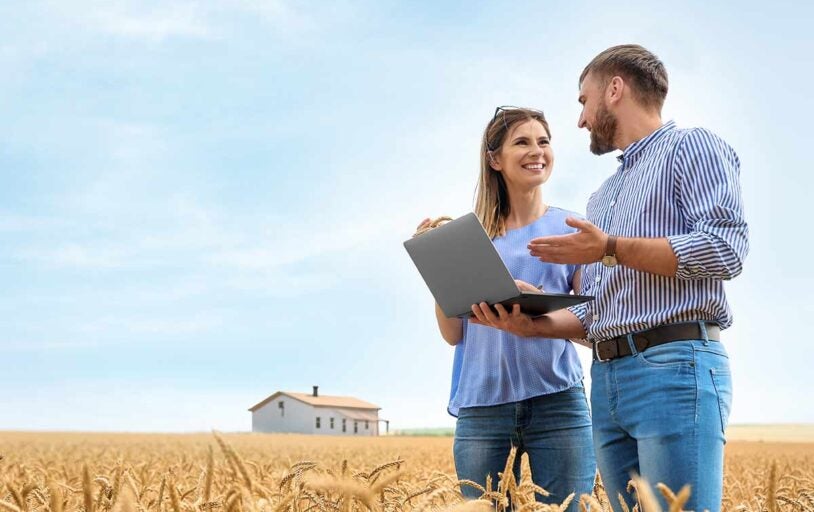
[417,107,595,509]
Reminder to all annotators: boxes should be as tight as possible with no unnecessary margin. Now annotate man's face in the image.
[578,72,618,155]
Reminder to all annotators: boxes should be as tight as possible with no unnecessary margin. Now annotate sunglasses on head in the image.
[487,106,547,151]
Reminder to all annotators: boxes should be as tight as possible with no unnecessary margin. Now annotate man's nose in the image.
[577,111,586,129]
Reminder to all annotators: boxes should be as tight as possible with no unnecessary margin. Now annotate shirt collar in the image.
[616,120,676,163]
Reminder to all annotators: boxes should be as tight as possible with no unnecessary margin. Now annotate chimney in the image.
[312,385,319,397]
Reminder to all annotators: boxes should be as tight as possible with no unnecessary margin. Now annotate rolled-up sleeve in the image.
[567,302,589,333]
[668,128,749,280]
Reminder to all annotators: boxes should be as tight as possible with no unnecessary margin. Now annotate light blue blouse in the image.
[448,207,584,416]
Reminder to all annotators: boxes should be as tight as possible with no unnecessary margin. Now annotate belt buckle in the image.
[593,340,610,362]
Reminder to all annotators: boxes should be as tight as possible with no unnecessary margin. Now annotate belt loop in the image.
[699,321,710,345]
[625,333,638,356]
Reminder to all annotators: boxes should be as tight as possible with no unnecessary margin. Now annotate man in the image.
[470,44,748,512]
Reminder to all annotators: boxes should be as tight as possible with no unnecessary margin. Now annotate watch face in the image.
[601,255,618,267]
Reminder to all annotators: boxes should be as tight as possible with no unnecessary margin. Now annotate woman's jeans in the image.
[453,385,596,511]
[591,337,732,512]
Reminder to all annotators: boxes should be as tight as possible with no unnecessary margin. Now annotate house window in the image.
[354,421,358,434]
[365,421,369,430]
[330,418,334,429]
[316,417,321,429]
[278,401,284,417]
[342,419,346,432]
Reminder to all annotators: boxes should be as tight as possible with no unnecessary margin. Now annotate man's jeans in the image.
[453,385,596,511]
[591,333,732,512]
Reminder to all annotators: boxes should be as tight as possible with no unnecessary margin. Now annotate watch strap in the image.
[605,235,617,257]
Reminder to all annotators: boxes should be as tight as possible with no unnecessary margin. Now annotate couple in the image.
[417,45,748,512]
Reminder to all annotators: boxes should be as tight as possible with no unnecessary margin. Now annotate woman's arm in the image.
[435,303,463,346]
[415,218,463,346]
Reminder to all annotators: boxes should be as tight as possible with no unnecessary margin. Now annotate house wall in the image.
[252,397,381,436]
[315,408,379,436]
[252,395,314,433]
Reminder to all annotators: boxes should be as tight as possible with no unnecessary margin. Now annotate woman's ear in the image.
[488,151,502,171]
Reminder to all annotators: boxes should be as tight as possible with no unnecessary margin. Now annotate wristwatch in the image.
[601,235,618,267]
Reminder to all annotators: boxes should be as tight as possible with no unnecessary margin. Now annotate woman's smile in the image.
[522,162,547,172]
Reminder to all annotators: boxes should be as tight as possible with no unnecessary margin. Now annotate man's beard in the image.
[589,101,618,155]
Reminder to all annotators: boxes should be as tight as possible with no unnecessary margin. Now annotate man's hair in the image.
[580,44,668,111]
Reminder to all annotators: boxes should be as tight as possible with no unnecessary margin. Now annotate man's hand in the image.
[469,302,537,337]
[527,217,607,264]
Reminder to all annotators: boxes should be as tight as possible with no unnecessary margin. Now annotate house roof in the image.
[248,391,380,412]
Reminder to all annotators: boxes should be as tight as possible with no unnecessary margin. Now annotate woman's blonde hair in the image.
[475,107,551,238]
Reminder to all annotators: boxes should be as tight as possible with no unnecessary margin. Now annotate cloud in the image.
[14,243,125,268]
[89,2,214,42]
[0,214,73,233]
[78,314,223,335]
[228,0,318,33]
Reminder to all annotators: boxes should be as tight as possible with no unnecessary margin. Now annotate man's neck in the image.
[615,112,664,152]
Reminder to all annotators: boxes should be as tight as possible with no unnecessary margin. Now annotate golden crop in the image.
[0,432,811,512]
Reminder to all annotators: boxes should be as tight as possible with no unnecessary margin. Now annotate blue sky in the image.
[1,0,811,431]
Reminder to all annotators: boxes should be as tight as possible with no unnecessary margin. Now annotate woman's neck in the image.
[504,186,548,230]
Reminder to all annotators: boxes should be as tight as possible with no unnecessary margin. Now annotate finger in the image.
[528,246,550,257]
[538,250,581,264]
[511,304,522,316]
[527,236,560,246]
[478,302,500,323]
[529,245,563,259]
[494,303,510,321]
[415,218,431,230]
[513,279,531,291]
[514,279,538,293]
[528,233,575,249]
[533,249,571,263]
[471,304,488,324]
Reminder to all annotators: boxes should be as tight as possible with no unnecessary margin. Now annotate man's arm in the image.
[527,218,679,276]
[526,129,748,280]
[667,128,749,280]
[469,303,587,339]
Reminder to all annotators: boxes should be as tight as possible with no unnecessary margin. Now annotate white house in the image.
[248,386,386,436]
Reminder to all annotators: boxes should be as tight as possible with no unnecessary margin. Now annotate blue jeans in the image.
[591,334,732,512]
[453,385,596,511]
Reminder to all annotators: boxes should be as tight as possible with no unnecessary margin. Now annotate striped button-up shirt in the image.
[569,120,749,341]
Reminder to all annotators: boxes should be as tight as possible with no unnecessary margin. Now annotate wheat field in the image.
[0,432,812,512]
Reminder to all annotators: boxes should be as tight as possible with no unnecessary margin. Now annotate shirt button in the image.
[594,275,601,283]
[610,200,616,206]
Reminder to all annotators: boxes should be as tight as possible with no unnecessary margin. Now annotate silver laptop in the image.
[404,212,593,318]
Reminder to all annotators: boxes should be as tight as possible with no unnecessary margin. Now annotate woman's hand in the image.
[515,279,543,293]
[414,216,453,237]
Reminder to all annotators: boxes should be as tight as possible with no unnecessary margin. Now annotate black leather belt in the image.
[593,322,720,362]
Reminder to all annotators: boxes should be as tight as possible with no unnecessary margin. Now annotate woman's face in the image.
[490,119,553,189]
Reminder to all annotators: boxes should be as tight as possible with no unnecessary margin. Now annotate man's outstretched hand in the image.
[527,217,607,264]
